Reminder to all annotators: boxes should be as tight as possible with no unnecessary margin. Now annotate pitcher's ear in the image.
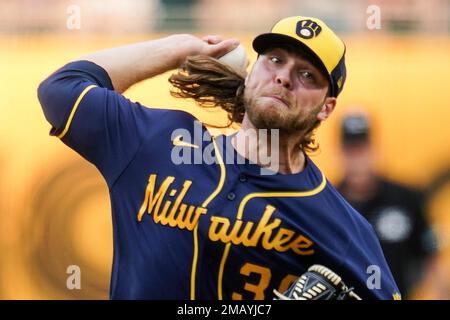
[317,97,337,121]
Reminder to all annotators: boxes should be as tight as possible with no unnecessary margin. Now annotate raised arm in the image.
[77,34,240,93]
[37,34,239,185]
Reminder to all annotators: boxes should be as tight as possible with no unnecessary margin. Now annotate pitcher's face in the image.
[243,47,336,133]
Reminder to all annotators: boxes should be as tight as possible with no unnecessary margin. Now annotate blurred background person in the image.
[336,111,438,299]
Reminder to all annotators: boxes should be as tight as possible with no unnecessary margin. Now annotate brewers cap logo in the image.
[296,19,322,39]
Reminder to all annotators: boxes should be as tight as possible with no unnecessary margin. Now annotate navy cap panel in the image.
[330,52,347,97]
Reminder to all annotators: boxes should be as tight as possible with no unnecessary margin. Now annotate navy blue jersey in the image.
[38,61,400,300]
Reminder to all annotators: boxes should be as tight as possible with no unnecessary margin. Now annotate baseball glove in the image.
[273,264,362,300]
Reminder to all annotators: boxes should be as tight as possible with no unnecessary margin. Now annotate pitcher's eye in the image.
[270,56,282,64]
[299,71,315,82]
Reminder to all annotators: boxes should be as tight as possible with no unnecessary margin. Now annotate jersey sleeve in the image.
[37,60,151,187]
[341,220,401,300]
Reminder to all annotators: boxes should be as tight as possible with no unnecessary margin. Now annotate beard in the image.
[243,93,322,135]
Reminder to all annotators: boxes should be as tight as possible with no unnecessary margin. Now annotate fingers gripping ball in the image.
[217,44,249,77]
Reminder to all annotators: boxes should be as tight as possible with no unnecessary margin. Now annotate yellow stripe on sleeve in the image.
[57,84,97,139]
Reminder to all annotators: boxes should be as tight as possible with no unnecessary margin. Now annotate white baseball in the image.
[217,44,248,77]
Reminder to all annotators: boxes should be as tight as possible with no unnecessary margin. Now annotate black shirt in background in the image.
[337,177,437,298]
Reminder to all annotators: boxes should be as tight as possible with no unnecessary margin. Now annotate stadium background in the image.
[0,0,449,299]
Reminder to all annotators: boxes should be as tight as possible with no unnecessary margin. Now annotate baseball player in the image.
[38,16,400,300]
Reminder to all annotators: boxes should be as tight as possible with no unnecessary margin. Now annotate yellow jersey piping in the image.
[190,136,226,300]
[57,85,96,139]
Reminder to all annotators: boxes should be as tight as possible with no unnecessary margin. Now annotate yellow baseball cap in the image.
[253,16,347,97]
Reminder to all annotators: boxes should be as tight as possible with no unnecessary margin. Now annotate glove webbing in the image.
[273,264,362,300]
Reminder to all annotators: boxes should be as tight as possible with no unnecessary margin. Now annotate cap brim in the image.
[253,33,334,95]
